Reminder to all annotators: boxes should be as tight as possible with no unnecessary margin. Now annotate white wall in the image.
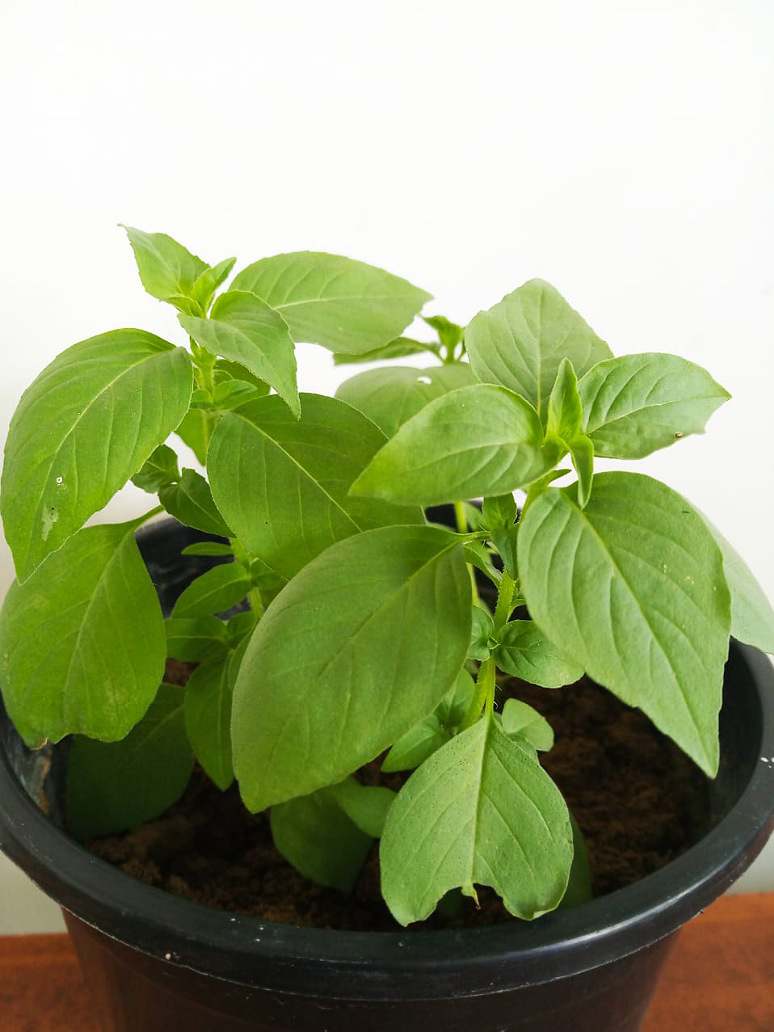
[0,0,772,933]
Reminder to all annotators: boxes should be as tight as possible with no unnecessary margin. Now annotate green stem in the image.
[461,569,516,729]
[462,657,496,729]
[453,501,467,533]
[230,538,264,617]
[189,338,217,455]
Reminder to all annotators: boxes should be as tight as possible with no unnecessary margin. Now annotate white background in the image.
[0,1,772,933]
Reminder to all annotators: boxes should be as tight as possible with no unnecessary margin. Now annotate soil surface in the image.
[88,672,709,930]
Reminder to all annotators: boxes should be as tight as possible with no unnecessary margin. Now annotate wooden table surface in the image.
[0,893,771,1031]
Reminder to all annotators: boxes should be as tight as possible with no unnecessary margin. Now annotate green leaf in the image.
[437,668,477,728]
[469,605,494,660]
[351,384,561,507]
[159,469,231,537]
[122,226,208,308]
[380,715,572,925]
[569,433,594,509]
[232,252,431,355]
[465,279,612,416]
[180,541,234,558]
[1,330,193,580]
[270,787,372,893]
[184,654,235,790]
[210,378,266,411]
[463,539,502,587]
[180,290,299,417]
[191,257,237,312]
[423,314,464,352]
[578,353,730,459]
[560,814,593,908]
[482,494,519,578]
[332,337,440,365]
[131,444,180,493]
[382,714,449,773]
[214,359,271,390]
[233,525,470,811]
[226,611,258,642]
[518,473,731,775]
[335,363,475,437]
[493,620,584,688]
[546,357,584,442]
[546,358,594,507]
[705,521,774,654]
[165,615,228,661]
[383,669,475,772]
[171,563,250,619]
[67,683,193,840]
[328,777,396,838]
[482,494,517,529]
[0,520,166,746]
[208,393,422,583]
[500,698,555,751]
[491,525,519,579]
[462,502,486,530]
[175,409,210,465]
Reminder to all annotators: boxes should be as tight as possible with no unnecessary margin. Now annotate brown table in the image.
[1,893,772,1031]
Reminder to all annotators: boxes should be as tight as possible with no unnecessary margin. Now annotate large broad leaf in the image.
[2,330,193,581]
[67,683,193,840]
[518,473,731,775]
[705,521,774,654]
[233,525,470,812]
[465,280,612,416]
[336,363,475,437]
[351,384,561,507]
[179,290,299,417]
[0,520,167,746]
[579,353,730,458]
[380,715,572,925]
[493,620,584,688]
[122,226,208,309]
[270,787,373,893]
[208,393,422,582]
[231,252,431,355]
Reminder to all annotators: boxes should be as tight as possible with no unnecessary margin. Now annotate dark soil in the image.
[87,671,709,931]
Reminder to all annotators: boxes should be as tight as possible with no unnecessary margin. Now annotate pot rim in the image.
[1,605,773,1000]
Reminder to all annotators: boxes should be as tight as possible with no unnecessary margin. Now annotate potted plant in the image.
[0,227,772,1032]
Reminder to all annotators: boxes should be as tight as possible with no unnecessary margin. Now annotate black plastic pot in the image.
[1,518,773,1032]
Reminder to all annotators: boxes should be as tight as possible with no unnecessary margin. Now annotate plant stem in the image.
[453,500,467,533]
[189,337,217,456]
[461,569,516,729]
[462,657,496,729]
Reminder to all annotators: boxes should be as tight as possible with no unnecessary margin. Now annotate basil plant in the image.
[1,228,772,926]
